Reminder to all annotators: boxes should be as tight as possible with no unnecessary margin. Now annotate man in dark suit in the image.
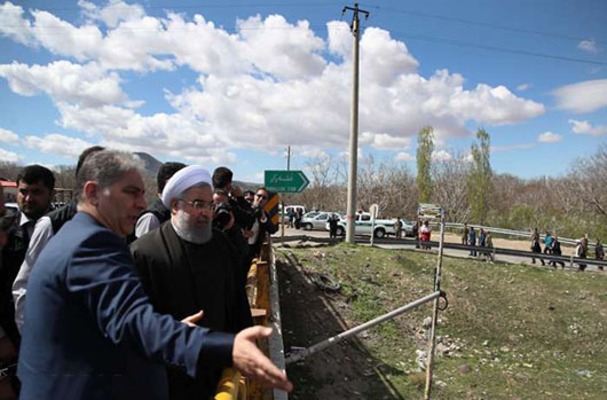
[17,150,291,400]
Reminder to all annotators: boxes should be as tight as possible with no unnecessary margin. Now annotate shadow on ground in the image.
[278,252,406,400]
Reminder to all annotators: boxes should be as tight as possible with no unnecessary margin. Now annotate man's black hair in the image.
[157,162,187,193]
[212,166,233,189]
[213,188,229,196]
[17,164,55,190]
[75,146,105,177]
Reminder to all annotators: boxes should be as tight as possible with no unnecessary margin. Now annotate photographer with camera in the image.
[248,187,278,261]
[213,189,250,287]
[211,167,254,231]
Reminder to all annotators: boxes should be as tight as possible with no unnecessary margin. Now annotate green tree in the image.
[416,126,434,203]
[467,128,493,224]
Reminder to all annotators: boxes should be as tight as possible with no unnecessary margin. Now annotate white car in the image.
[331,212,400,238]
[301,211,341,231]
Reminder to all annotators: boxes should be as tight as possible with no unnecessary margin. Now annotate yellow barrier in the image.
[214,368,246,400]
[214,234,275,400]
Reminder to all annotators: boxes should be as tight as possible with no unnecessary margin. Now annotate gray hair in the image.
[77,150,145,191]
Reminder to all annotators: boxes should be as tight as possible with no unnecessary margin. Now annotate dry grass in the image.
[278,243,607,399]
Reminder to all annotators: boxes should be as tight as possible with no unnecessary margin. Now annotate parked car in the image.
[301,211,341,231]
[398,218,415,237]
[329,212,398,238]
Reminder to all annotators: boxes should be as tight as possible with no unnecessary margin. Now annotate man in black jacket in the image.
[128,161,186,243]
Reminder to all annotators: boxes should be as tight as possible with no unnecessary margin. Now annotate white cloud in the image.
[431,150,453,162]
[0,128,19,143]
[0,61,128,107]
[516,83,531,91]
[0,148,21,162]
[236,14,327,81]
[568,119,607,136]
[360,27,419,86]
[538,132,563,143]
[23,134,96,157]
[0,2,36,46]
[360,132,411,150]
[79,0,146,28]
[553,79,607,113]
[395,152,415,162]
[577,39,599,54]
[0,3,548,164]
[449,83,545,125]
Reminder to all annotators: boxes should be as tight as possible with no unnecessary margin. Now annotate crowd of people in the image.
[0,148,290,400]
[532,228,604,271]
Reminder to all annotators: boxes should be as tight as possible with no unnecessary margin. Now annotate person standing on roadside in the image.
[1,165,55,397]
[575,239,587,271]
[130,166,254,399]
[468,226,477,256]
[462,223,469,245]
[543,231,553,255]
[550,236,565,268]
[531,228,545,266]
[393,218,403,239]
[484,231,494,262]
[595,239,604,271]
[329,213,339,239]
[17,150,292,400]
[13,146,104,335]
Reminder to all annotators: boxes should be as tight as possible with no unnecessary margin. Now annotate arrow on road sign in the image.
[264,170,310,193]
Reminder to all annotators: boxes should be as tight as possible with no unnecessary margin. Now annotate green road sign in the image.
[264,170,310,193]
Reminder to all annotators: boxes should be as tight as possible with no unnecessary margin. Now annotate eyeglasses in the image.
[179,199,214,211]
[255,194,267,200]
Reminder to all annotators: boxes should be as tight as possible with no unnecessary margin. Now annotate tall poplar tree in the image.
[467,128,493,224]
[416,126,434,203]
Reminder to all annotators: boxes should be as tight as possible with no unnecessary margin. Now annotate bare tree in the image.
[569,144,607,219]
[431,151,470,222]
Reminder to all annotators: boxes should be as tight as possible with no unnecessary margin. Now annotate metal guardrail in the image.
[214,235,288,400]
[273,235,607,270]
[438,222,579,246]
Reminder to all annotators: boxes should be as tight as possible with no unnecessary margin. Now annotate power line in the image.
[3,2,605,67]
[362,4,607,45]
[390,30,607,66]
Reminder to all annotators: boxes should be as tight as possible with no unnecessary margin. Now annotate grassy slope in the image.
[278,244,607,399]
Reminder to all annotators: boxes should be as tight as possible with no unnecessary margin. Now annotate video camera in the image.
[213,202,232,230]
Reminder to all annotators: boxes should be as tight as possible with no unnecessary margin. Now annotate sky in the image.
[0,0,606,183]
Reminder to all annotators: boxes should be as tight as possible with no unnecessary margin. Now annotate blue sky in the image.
[0,0,606,183]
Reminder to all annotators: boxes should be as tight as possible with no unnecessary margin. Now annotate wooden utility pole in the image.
[342,3,368,244]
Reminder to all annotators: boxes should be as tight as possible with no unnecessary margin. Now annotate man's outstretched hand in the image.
[233,326,293,393]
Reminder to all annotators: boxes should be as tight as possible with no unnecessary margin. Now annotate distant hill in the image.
[133,152,261,189]
[134,152,163,176]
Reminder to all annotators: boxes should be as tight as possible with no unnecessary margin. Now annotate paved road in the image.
[275,225,607,273]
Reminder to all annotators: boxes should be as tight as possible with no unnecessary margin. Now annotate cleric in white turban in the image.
[131,162,254,399]
[161,165,212,208]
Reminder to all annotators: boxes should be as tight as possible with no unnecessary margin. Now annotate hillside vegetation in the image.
[277,244,606,399]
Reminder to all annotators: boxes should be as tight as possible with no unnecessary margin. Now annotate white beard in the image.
[172,209,212,244]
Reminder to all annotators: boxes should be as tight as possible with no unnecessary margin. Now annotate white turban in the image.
[161,165,212,208]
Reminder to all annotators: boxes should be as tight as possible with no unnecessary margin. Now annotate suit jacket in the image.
[18,212,234,400]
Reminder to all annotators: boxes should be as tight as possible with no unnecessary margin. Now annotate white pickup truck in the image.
[331,212,398,238]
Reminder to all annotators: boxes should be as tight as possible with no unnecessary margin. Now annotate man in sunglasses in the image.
[247,187,277,261]
[130,165,255,400]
